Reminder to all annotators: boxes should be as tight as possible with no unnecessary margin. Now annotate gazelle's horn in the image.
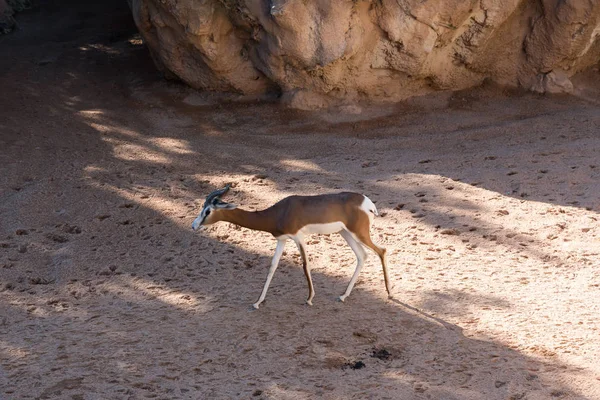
[204,184,231,205]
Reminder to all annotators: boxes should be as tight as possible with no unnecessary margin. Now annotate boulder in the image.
[531,70,574,94]
[130,0,600,105]
[0,0,16,34]
[1,0,31,34]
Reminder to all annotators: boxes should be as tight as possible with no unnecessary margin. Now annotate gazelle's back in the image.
[269,192,373,235]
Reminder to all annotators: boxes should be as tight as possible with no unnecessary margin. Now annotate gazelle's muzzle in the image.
[191,217,204,231]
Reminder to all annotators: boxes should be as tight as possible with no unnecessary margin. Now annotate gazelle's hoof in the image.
[387,287,395,300]
[252,303,260,310]
[338,295,347,303]
[305,300,313,306]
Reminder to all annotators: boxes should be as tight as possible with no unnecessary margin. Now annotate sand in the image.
[1,1,599,399]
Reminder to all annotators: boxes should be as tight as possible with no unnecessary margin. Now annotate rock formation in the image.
[130,0,600,108]
[1,0,16,33]
[1,0,30,34]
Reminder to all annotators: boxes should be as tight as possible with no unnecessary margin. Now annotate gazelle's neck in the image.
[217,208,277,235]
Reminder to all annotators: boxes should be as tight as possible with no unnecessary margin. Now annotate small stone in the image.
[350,360,365,370]
[371,348,392,360]
[526,373,538,381]
[46,233,69,243]
[63,224,82,234]
[281,89,331,110]
[29,277,55,285]
[38,57,55,66]
[414,383,427,393]
[440,229,460,235]
[343,360,366,370]
[544,70,573,94]
[361,161,377,168]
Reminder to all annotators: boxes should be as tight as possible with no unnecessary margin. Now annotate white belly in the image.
[299,222,346,236]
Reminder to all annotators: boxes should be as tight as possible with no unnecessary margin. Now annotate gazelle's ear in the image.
[214,199,237,210]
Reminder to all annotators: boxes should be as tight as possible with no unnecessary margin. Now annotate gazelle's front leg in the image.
[253,238,286,309]
[294,236,314,306]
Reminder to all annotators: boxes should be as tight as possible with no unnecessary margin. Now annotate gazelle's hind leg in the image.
[345,209,393,299]
[338,230,367,302]
[294,237,315,306]
[353,229,393,298]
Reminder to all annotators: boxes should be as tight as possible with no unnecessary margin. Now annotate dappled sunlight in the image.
[64,96,83,107]
[79,110,200,166]
[78,43,122,55]
[349,170,600,382]
[77,109,107,120]
[197,122,227,137]
[82,177,188,225]
[101,275,215,313]
[75,154,596,358]
[416,289,512,318]
[378,172,491,214]
[0,289,88,319]
[264,385,319,400]
[280,159,327,173]
[147,137,194,155]
[110,142,172,164]
[84,122,142,139]
[0,340,31,362]
[372,172,598,264]
[83,165,108,174]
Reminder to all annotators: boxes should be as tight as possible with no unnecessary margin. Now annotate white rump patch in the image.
[360,195,378,222]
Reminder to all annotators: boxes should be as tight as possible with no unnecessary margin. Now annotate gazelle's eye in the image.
[205,209,211,216]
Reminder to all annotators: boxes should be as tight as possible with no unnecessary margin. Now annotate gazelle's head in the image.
[192,184,237,230]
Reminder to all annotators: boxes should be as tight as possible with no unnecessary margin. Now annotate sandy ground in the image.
[1,1,600,399]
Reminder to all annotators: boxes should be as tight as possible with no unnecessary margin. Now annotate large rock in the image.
[130,0,600,107]
[0,0,16,33]
[1,0,30,34]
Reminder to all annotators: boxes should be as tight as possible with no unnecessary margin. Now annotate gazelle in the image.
[192,185,392,309]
